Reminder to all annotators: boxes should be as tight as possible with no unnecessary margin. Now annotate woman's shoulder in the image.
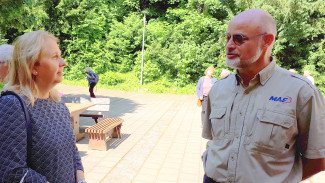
[0,94,25,125]
[0,94,22,109]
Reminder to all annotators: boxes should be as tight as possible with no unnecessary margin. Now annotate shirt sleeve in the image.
[202,93,213,140]
[212,77,217,84]
[196,77,202,98]
[297,85,325,159]
[0,96,47,183]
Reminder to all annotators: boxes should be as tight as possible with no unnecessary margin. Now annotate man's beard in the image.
[226,48,262,69]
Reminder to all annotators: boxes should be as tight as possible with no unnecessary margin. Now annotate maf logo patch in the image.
[269,96,292,103]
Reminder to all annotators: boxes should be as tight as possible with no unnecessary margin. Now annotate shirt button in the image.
[240,112,243,116]
[236,136,239,139]
[231,156,234,160]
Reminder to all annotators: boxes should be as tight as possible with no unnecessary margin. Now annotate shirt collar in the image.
[235,57,277,87]
[259,57,276,85]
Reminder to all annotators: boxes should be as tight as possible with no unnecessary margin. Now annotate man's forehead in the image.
[227,20,262,34]
[228,14,263,32]
[227,9,275,34]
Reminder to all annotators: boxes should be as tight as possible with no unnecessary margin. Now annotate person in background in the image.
[220,69,230,79]
[196,66,217,124]
[202,9,325,183]
[289,68,296,73]
[303,70,315,85]
[0,44,14,83]
[0,30,86,183]
[85,67,97,98]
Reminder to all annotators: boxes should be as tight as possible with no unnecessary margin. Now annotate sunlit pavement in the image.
[56,84,325,183]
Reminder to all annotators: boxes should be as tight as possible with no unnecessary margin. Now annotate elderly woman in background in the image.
[196,66,217,124]
[0,44,14,83]
[0,30,86,183]
[303,70,315,85]
[220,69,230,79]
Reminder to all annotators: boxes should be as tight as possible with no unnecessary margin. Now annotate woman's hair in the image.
[85,67,91,72]
[205,66,215,75]
[3,30,60,105]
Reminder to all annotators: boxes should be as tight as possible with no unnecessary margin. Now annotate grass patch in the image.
[62,72,196,95]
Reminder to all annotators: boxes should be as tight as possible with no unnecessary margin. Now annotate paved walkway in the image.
[56,84,325,183]
[56,84,207,183]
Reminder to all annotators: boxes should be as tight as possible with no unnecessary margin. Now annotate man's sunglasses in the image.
[226,33,267,46]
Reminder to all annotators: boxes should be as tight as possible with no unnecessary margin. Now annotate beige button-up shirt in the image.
[202,60,325,183]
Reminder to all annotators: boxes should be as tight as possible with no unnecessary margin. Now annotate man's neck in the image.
[237,56,272,86]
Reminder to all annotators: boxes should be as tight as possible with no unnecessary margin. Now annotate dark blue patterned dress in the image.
[0,95,83,183]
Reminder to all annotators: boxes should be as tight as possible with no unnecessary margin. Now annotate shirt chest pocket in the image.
[248,109,297,155]
[209,107,228,140]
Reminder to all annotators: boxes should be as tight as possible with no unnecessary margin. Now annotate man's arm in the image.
[302,157,325,180]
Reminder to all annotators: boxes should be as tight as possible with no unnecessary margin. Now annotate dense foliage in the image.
[0,0,324,94]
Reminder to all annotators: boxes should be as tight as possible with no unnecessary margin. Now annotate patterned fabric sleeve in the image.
[74,146,84,171]
[0,96,47,183]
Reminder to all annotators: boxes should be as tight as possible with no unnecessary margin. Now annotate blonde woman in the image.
[0,31,86,183]
[196,66,217,124]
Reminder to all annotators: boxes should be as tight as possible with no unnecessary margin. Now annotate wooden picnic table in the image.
[66,103,95,141]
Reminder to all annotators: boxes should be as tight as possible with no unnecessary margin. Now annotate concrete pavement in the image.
[55,84,325,183]
[56,84,207,183]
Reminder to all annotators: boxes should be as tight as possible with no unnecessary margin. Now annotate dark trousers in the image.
[203,174,218,183]
[201,96,208,125]
[89,82,97,98]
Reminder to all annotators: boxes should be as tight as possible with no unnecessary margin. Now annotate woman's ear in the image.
[32,63,39,76]
[32,69,38,76]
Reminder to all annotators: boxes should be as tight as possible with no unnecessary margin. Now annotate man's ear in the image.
[263,34,274,47]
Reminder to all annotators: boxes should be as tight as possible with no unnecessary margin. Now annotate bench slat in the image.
[85,118,123,150]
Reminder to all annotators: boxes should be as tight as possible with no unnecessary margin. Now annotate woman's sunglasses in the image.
[226,33,267,46]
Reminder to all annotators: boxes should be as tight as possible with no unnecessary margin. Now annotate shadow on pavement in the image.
[77,134,131,157]
[61,93,139,118]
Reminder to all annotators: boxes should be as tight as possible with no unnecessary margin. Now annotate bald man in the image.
[0,44,14,82]
[202,9,325,183]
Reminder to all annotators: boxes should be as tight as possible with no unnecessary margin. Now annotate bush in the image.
[99,71,126,85]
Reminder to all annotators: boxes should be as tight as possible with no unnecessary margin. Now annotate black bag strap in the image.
[1,91,32,166]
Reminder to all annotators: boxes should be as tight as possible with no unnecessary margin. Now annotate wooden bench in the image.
[85,118,123,150]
